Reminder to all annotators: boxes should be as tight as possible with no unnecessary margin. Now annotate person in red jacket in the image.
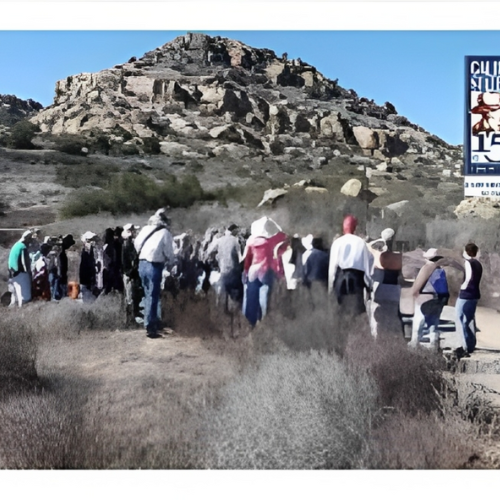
[242,216,288,326]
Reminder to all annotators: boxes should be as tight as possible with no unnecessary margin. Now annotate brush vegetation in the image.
[0,287,494,469]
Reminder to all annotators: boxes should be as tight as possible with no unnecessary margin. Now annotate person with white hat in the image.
[367,228,403,339]
[134,208,174,338]
[241,216,288,327]
[7,229,33,307]
[410,248,450,348]
[32,242,52,301]
[121,223,141,325]
[79,231,98,303]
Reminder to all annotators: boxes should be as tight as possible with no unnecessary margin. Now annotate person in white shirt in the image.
[328,215,372,314]
[134,208,174,338]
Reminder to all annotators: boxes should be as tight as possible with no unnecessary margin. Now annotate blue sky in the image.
[2,29,500,146]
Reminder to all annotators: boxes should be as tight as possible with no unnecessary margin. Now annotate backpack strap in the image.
[137,226,164,260]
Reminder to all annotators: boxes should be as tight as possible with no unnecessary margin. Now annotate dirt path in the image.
[37,327,239,390]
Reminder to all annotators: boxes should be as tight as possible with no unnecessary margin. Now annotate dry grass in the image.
[0,286,495,469]
[200,350,377,469]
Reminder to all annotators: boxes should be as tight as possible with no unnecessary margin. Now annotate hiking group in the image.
[7,210,482,354]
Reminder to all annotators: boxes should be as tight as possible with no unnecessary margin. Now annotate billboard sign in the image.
[465,56,500,196]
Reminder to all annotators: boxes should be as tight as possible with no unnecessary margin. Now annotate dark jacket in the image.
[79,247,96,289]
[459,258,482,300]
[303,249,329,287]
[122,238,138,278]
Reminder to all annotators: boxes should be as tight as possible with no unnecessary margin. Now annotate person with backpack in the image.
[134,208,174,339]
[410,248,451,348]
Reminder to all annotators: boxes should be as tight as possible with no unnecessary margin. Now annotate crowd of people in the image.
[6,209,483,355]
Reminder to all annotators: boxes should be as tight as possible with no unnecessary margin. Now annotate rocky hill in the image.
[2,33,500,307]
[26,33,474,232]
[32,33,457,165]
[0,94,43,127]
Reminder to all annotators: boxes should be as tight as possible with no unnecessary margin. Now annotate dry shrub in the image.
[0,312,39,397]
[252,284,371,357]
[365,411,477,469]
[27,293,127,338]
[60,381,212,469]
[201,350,378,469]
[162,288,221,337]
[0,280,491,469]
[345,334,446,416]
[0,388,84,468]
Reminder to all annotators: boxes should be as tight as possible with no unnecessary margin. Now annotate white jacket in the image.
[328,233,372,292]
[134,225,174,264]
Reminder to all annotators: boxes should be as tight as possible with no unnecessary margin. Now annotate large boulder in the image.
[319,114,344,140]
[340,179,362,197]
[454,198,500,219]
[385,200,409,216]
[257,188,289,207]
[352,126,379,150]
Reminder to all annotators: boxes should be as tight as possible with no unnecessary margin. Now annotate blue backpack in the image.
[427,268,449,295]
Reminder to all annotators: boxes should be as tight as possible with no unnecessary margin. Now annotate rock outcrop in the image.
[29,32,461,174]
[0,94,43,127]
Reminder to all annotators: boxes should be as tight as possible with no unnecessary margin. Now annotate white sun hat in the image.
[81,231,97,242]
[250,216,282,238]
[301,234,314,251]
[423,248,438,260]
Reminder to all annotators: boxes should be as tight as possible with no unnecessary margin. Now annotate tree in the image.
[8,120,39,149]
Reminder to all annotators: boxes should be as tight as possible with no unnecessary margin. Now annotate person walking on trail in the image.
[455,243,483,357]
[121,223,142,326]
[410,248,453,348]
[367,228,403,339]
[301,234,329,289]
[134,208,174,339]
[58,234,75,299]
[8,229,33,307]
[32,242,52,301]
[242,216,288,327]
[328,215,372,314]
[205,223,244,336]
[102,227,123,295]
[79,231,99,303]
[206,223,244,305]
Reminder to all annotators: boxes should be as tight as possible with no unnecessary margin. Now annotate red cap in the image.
[342,215,358,234]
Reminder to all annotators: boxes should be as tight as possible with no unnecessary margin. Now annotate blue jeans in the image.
[455,298,478,353]
[243,271,275,327]
[48,271,61,301]
[139,260,163,334]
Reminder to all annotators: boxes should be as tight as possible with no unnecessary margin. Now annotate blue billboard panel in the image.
[465,56,500,196]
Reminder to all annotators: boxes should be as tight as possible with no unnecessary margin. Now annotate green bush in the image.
[56,163,120,189]
[52,134,88,155]
[7,120,39,149]
[142,136,161,155]
[60,172,208,218]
